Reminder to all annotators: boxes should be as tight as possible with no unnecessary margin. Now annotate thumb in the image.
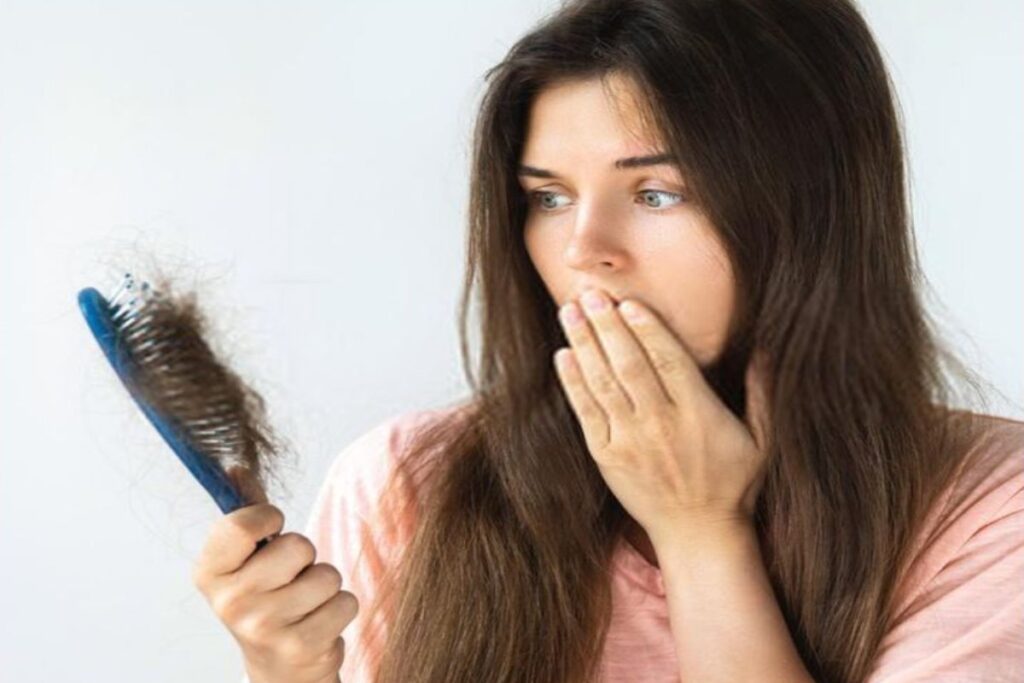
[226,464,269,506]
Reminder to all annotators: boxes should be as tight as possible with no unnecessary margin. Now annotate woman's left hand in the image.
[553,287,773,539]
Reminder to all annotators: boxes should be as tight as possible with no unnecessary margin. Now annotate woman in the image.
[199,1,1023,681]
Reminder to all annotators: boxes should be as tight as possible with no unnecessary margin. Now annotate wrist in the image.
[648,514,754,552]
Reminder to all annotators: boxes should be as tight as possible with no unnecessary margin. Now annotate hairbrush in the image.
[77,271,283,547]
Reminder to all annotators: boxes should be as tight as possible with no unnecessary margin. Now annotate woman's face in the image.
[519,74,737,368]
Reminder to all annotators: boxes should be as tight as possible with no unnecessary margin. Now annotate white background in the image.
[1,1,1020,680]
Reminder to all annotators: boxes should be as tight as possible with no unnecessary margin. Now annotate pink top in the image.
[244,405,1024,682]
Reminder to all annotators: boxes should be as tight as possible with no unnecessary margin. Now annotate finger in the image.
[554,348,611,449]
[196,503,285,579]
[616,299,701,406]
[292,589,360,643]
[558,299,633,419]
[226,466,279,551]
[578,289,672,413]
[235,531,317,593]
[271,562,345,625]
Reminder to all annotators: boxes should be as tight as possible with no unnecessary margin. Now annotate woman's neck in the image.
[624,517,660,568]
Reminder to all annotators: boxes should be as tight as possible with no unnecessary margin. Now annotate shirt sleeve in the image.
[866,478,1024,682]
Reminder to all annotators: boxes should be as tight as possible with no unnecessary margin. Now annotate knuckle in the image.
[650,351,681,376]
[340,590,360,621]
[228,504,285,538]
[224,513,257,541]
[312,562,343,590]
[592,373,619,395]
[309,639,344,670]
[643,410,675,439]
[278,632,316,664]
[211,586,245,623]
[325,591,359,631]
[618,358,646,381]
[281,533,317,563]
[264,504,285,531]
[224,508,252,530]
[234,609,274,646]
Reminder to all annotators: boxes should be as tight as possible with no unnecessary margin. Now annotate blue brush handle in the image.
[77,286,251,517]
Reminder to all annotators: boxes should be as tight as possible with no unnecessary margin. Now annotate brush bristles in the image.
[108,272,278,484]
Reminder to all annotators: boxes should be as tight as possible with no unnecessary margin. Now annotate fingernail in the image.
[619,300,645,321]
[560,302,584,326]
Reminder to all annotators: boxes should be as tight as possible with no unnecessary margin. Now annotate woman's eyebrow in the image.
[516,152,680,178]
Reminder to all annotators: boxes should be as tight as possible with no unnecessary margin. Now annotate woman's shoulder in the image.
[298,402,474,683]
[867,410,1024,679]
[941,409,1024,520]
[888,409,1024,616]
[301,399,475,583]
[320,399,476,492]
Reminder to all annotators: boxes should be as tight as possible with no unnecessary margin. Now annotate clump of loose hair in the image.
[105,262,293,505]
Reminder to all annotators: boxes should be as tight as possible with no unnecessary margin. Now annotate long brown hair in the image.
[355,1,1000,681]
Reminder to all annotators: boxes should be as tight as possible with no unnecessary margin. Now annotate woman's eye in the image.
[637,189,685,209]
[526,189,685,212]
[528,190,572,211]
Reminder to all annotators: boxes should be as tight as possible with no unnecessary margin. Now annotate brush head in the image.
[78,271,283,513]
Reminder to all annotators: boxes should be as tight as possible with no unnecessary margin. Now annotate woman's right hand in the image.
[191,466,359,683]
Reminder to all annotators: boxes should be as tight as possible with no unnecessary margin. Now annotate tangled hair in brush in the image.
[112,263,294,505]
